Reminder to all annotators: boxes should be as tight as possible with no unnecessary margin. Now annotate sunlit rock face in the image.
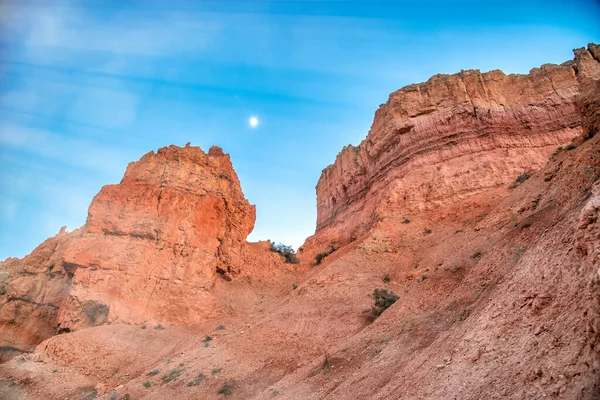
[307,44,600,253]
[0,144,258,358]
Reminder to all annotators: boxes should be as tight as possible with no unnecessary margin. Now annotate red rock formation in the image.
[1,45,599,400]
[0,144,277,359]
[307,44,600,254]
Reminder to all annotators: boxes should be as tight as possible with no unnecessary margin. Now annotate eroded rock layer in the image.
[312,44,600,250]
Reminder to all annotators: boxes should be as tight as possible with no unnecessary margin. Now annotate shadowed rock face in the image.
[0,145,258,357]
[310,44,600,252]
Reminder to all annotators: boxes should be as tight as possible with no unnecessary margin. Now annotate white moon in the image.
[249,116,259,128]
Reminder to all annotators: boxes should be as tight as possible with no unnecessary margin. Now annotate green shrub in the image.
[218,381,235,395]
[143,380,151,389]
[371,288,399,318]
[383,274,391,283]
[147,368,160,376]
[315,246,337,265]
[509,172,531,189]
[187,373,205,387]
[217,324,225,330]
[161,367,183,383]
[423,227,432,234]
[270,242,300,264]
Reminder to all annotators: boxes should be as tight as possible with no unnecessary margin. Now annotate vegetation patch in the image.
[315,246,337,265]
[308,354,332,377]
[161,367,183,384]
[218,380,235,395]
[270,242,300,264]
[514,247,528,261]
[187,373,205,387]
[147,368,160,376]
[509,172,531,189]
[82,300,109,325]
[212,367,222,375]
[370,288,399,319]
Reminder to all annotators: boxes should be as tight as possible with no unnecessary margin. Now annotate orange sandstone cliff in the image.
[305,43,600,255]
[0,144,293,361]
[0,44,599,400]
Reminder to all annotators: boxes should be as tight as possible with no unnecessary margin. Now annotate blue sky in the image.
[1,0,599,259]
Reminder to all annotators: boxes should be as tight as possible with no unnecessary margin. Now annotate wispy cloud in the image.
[0,121,130,175]
[2,2,221,59]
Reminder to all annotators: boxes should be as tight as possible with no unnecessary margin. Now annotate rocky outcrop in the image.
[0,144,266,359]
[311,44,600,250]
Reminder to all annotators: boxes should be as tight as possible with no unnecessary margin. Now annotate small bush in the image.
[423,227,432,235]
[187,373,205,387]
[147,368,160,376]
[203,336,213,347]
[217,324,225,330]
[371,288,399,318]
[212,367,222,375]
[143,380,151,389]
[161,367,183,383]
[270,242,300,264]
[383,274,391,283]
[291,283,298,290]
[402,217,410,224]
[472,251,482,259]
[155,324,165,330]
[218,381,235,395]
[140,324,146,329]
[514,247,528,261]
[315,246,337,265]
[565,143,576,150]
[509,172,531,189]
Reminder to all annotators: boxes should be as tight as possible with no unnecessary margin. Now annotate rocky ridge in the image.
[306,43,600,256]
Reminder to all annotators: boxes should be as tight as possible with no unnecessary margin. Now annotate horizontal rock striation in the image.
[313,44,600,247]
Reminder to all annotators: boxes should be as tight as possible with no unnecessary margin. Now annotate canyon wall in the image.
[310,44,600,251]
